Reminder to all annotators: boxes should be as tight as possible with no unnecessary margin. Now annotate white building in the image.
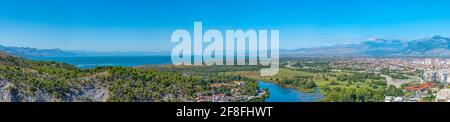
[423,69,450,83]
[436,89,450,102]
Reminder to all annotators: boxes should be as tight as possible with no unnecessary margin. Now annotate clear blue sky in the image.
[1,0,450,51]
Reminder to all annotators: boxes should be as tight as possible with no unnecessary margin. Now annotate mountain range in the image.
[0,45,170,57]
[0,45,78,57]
[1,35,450,58]
[282,35,450,57]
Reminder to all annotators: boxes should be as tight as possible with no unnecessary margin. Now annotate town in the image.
[194,81,266,102]
[332,57,450,102]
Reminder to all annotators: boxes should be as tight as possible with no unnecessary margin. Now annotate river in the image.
[258,81,324,102]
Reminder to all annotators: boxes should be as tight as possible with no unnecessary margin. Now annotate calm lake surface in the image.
[31,56,172,68]
[31,56,324,102]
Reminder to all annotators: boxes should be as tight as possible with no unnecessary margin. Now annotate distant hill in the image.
[2,35,449,58]
[0,45,78,57]
[282,35,450,57]
[0,44,170,58]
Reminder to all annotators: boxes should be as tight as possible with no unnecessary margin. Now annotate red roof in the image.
[404,82,435,91]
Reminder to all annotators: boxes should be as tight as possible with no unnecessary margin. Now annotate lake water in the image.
[258,81,323,102]
[31,56,172,69]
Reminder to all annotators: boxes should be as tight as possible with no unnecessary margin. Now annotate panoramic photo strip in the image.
[0,0,450,120]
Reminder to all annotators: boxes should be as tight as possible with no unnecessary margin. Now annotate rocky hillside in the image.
[0,51,209,102]
[0,52,109,102]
